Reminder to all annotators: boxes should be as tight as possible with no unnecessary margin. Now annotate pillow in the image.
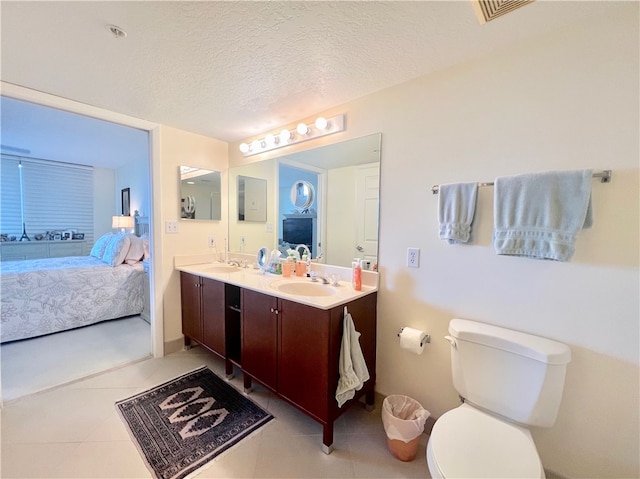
[125,234,145,264]
[102,233,131,266]
[90,233,114,259]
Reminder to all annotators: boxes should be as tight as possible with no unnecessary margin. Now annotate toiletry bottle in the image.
[303,254,309,277]
[352,259,362,291]
[296,256,307,277]
[288,251,296,275]
[282,258,293,277]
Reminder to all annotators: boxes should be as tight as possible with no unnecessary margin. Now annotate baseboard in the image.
[543,469,569,479]
[423,415,436,436]
[163,337,184,355]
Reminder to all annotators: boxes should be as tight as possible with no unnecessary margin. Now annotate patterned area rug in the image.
[116,366,274,479]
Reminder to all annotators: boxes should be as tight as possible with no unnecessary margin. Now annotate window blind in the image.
[1,156,94,244]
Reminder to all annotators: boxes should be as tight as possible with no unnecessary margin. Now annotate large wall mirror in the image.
[228,133,381,268]
[180,166,222,221]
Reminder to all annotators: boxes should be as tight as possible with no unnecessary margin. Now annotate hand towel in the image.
[493,169,593,261]
[336,307,370,408]
[438,182,479,244]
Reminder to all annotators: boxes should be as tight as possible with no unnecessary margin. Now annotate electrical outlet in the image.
[165,220,179,234]
[407,247,420,268]
[208,236,216,248]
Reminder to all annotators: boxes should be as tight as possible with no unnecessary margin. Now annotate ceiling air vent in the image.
[472,0,535,24]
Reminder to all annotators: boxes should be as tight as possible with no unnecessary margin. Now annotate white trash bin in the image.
[381,395,431,461]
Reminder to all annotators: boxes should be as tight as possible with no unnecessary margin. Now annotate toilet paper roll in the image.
[399,327,428,355]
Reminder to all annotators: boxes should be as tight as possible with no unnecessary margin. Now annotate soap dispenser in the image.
[352,258,362,291]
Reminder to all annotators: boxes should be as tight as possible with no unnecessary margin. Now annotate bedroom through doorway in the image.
[0,93,156,403]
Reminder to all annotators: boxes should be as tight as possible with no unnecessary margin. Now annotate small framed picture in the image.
[122,188,131,216]
[63,232,71,240]
[72,233,84,240]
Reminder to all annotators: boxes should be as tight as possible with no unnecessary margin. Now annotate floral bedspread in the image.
[1,256,144,343]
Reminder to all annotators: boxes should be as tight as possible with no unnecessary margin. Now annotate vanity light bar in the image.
[239,114,344,157]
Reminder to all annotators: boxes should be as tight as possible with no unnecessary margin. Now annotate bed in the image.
[0,217,150,343]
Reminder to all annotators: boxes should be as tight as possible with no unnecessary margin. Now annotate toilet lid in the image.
[428,405,543,479]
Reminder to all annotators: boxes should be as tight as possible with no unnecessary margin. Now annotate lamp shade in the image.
[112,215,134,229]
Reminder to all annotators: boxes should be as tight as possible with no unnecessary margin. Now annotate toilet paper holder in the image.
[397,327,430,347]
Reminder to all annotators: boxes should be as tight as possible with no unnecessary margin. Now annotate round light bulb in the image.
[315,117,328,130]
[239,143,249,153]
[297,123,309,135]
[279,129,291,142]
[265,134,278,146]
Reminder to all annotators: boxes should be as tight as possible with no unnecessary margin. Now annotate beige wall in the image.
[228,6,639,477]
[157,125,228,348]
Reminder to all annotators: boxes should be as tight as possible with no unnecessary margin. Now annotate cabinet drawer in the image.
[49,242,84,257]
[0,243,48,261]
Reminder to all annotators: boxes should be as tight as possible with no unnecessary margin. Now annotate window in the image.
[1,156,93,243]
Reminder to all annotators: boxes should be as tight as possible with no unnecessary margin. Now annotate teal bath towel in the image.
[438,182,479,244]
[493,169,593,261]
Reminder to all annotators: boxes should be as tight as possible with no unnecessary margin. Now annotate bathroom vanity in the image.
[176,259,377,453]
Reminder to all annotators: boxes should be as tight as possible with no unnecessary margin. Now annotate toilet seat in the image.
[426,404,544,479]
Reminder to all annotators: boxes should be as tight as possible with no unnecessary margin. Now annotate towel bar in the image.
[431,169,611,194]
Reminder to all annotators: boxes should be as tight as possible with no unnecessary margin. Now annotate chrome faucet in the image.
[309,271,330,284]
[309,271,339,286]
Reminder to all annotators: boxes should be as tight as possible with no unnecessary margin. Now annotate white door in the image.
[355,164,379,269]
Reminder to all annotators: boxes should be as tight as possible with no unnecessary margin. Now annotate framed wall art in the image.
[121,188,131,216]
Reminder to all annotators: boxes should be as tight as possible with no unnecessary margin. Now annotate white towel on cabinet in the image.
[336,307,370,408]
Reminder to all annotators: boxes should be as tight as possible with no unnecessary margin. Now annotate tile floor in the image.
[1,316,151,401]
[1,346,431,478]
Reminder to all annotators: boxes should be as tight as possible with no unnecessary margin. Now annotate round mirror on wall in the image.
[290,180,315,212]
[257,246,269,271]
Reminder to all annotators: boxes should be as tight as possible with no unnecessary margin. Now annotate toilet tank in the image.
[448,318,571,427]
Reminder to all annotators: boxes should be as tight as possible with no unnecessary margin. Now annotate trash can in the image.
[381,395,431,462]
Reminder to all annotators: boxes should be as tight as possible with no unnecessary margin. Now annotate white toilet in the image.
[426,318,571,479]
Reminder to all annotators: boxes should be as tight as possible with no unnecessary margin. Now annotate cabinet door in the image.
[242,289,278,390]
[278,300,330,419]
[201,277,226,356]
[180,272,202,342]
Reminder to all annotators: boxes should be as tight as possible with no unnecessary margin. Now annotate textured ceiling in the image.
[1,1,617,144]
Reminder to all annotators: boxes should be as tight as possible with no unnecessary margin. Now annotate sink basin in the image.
[201,264,241,273]
[270,280,337,297]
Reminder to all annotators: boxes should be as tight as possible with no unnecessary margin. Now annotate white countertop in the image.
[176,259,377,310]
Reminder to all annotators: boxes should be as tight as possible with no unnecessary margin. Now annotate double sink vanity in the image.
[175,256,378,453]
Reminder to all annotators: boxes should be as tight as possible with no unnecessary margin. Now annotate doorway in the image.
[0,84,161,402]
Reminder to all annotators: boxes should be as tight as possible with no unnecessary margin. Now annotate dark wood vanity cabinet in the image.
[241,287,377,452]
[180,270,377,453]
[180,272,237,376]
